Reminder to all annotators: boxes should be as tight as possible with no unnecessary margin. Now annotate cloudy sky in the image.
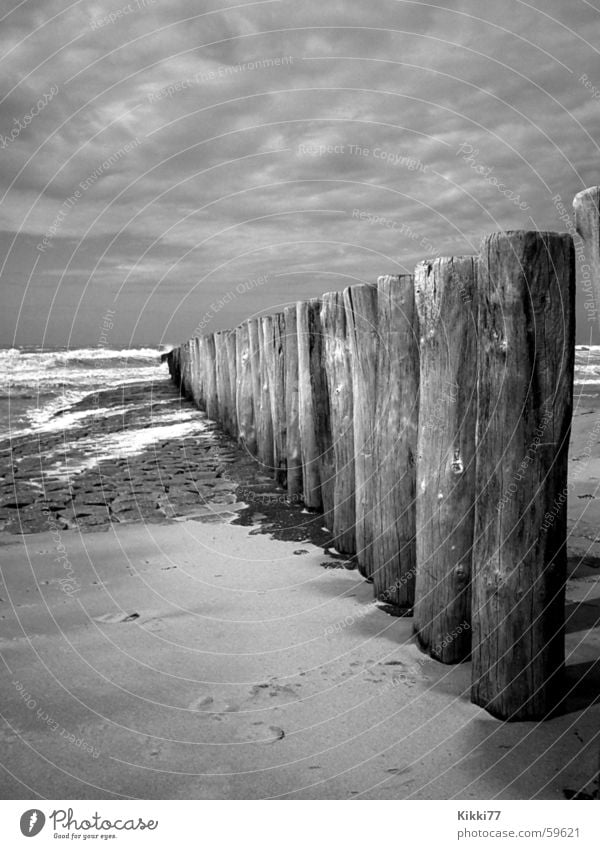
[1,0,599,347]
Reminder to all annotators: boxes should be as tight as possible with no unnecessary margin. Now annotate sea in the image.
[0,347,214,472]
[0,344,599,453]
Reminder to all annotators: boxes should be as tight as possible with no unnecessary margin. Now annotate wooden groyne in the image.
[167,196,592,720]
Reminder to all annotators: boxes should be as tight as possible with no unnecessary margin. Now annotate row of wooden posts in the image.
[167,188,600,722]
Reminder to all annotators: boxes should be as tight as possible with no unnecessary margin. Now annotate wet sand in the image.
[0,382,598,799]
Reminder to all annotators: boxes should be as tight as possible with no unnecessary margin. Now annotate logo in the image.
[20,810,45,837]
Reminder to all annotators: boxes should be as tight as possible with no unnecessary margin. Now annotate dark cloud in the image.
[0,0,598,345]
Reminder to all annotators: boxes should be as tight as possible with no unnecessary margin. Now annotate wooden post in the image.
[372,274,419,610]
[193,336,204,410]
[262,313,287,487]
[215,331,233,436]
[297,299,322,510]
[203,333,219,422]
[344,283,378,578]
[248,318,269,470]
[225,330,238,439]
[472,231,575,721]
[180,340,192,399]
[256,317,275,472]
[573,187,600,332]
[311,300,335,526]
[284,305,303,502]
[321,291,355,555]
[413,257,477,663]
[235,321,257,456]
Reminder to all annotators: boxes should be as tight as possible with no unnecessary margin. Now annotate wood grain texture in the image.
[372,274,419,609]
[256,318,274,472]
[235,321,257,456]
[344,283,378,578]
[225,330,238,439]
[262,313,287,487]
[311,299,335,527]
[203,333,219,422]
[297,299,322,510]
[321,291,355,555]
[573,187,600,333]
[248,318,270,471]
[215,331,234,437]
[413,257,477,663]
[284,305,303,501]
[472,231,575,721]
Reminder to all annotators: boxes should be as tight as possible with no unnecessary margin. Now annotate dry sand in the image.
[0,402,599,800]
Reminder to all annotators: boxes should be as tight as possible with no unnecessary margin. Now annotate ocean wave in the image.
[0,346,166,371]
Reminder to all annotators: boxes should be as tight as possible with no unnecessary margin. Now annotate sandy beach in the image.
[0,382,598,800]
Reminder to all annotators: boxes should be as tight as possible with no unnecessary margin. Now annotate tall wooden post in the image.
[297,299,322,510]
[225,330,238,439]
[321,291,355,555]
[311,300,335,527]
[472,231,575,721]
[344,283,378,578]
[573,187,600,333]
[263,313,287,487]
[284,305,303,501]
[372,274,419,609]
[215,331,234,436]
[248,318,269,469]
[413,257,477,663]
[256,317,274,472]
[193,336,204,410]
[203,333,219,422]
[235,321,257,456]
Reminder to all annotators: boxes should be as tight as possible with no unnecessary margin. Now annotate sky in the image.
[0,0,599,348]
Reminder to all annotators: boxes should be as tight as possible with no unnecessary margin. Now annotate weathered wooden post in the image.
[472,231,575,721]
[192,336,204,410]
[372,274,419,609]
[215,331,234,436]
[235,321,257,456]
[180,340,192,399]
[413,257,477,663]
[256,317,275,472]
[310,301,335,527]
[203,333,219,422]
[248,318,268,469]
[262,313,287,486]
[573,187,600,331]
[344,283,378,578]
[297,299,322,510]
[225,330,238,439]
[321,291,355,555]
[284,305,303,501]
